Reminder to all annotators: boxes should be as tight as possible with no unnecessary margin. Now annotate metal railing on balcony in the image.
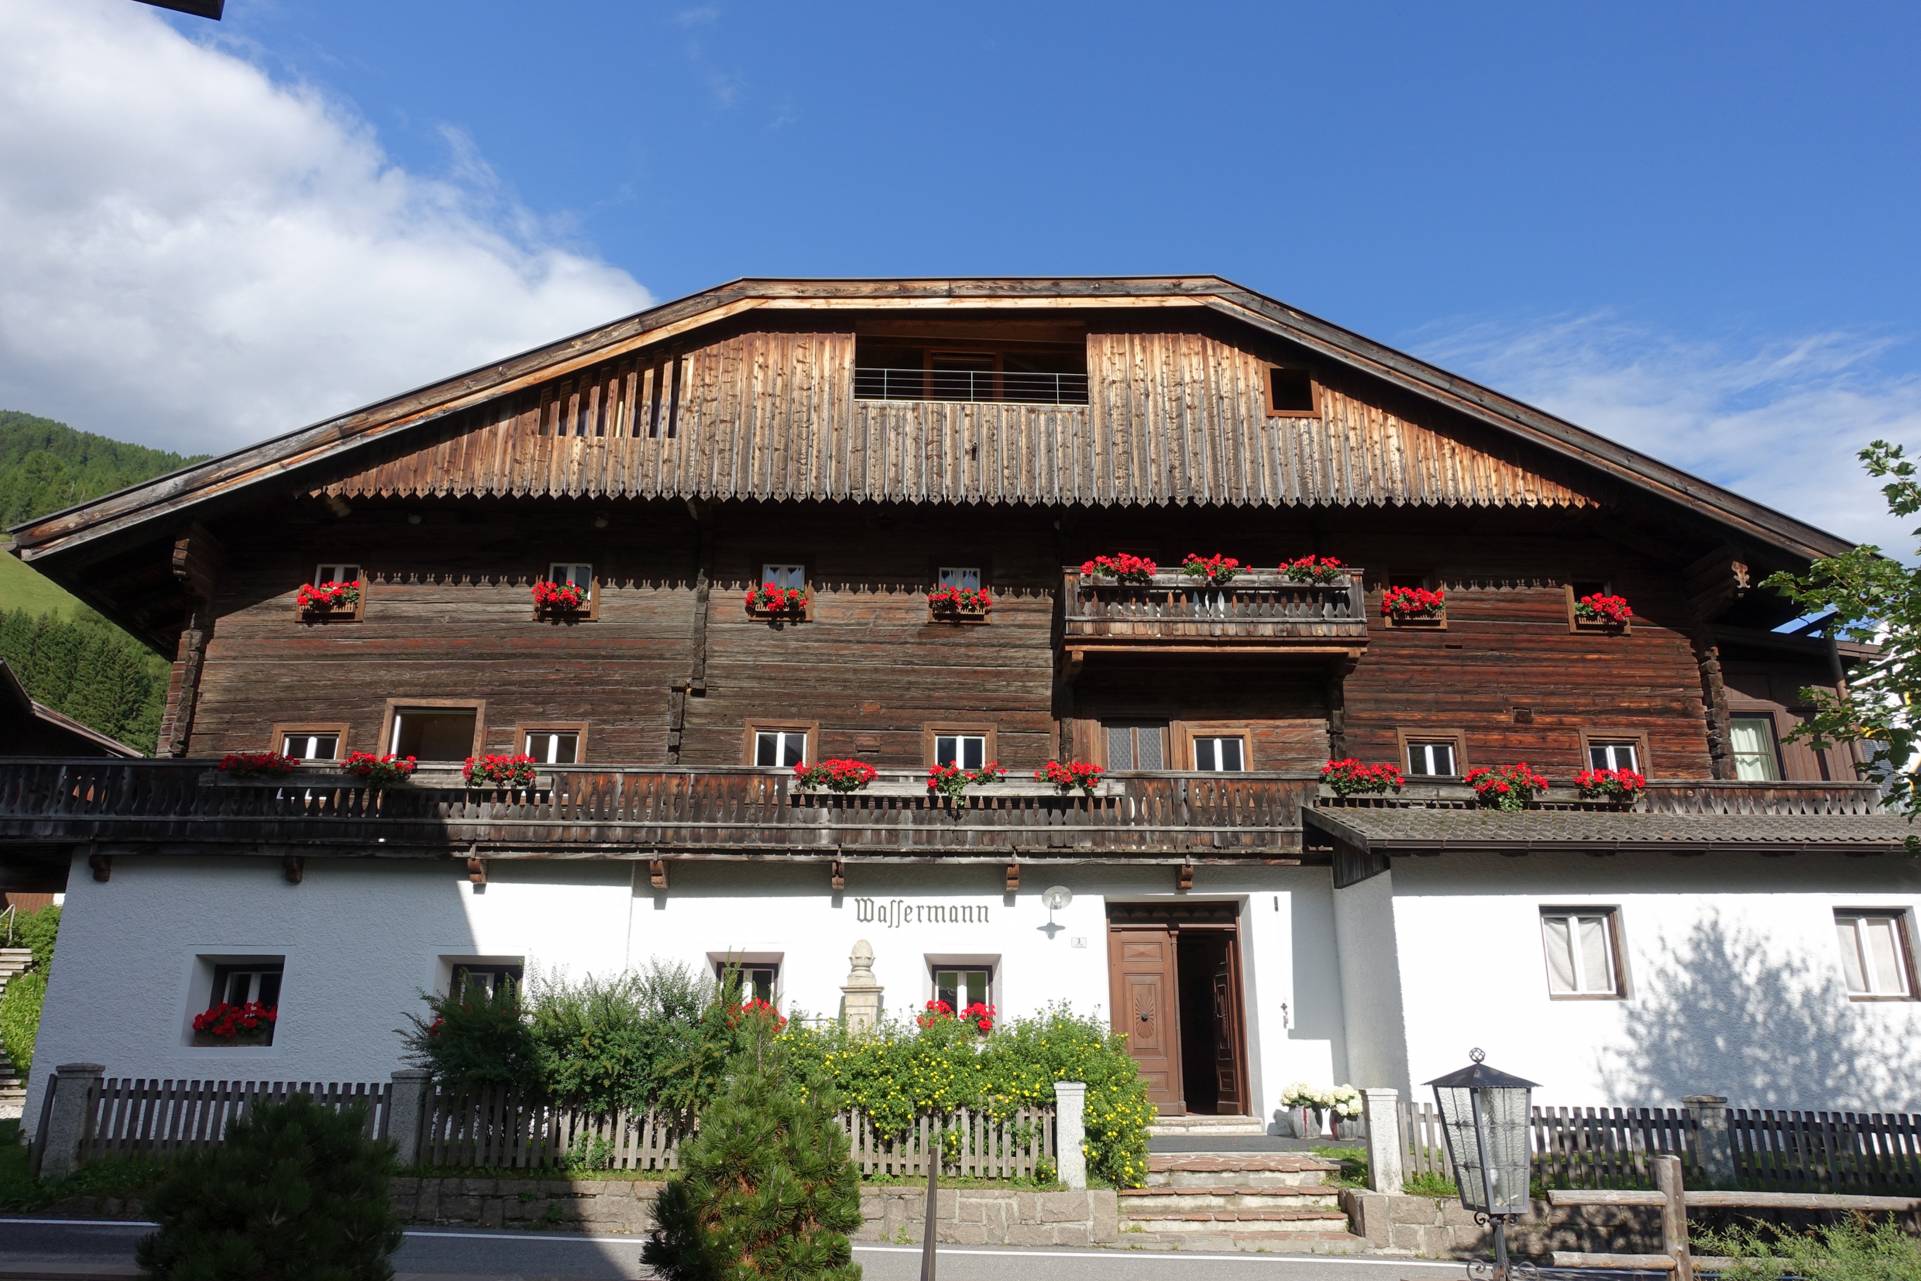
[852,366,1090,405]
[1063,569,1371,653]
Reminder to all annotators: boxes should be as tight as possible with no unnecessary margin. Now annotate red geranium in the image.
[191,1001,277,1041]
[1574,767,1646,801]
[1320,758,1405,796]
[296,580,360,612]
[926,760,1007,806]
[217,751,299,778]
[1179,553,1243,585]
[745,582,811,615]
[1035,759,1104,794]
[927,585,993,614]
[340,751,417,787]
[531,580,587,613]
[1080,553,1158,585]
[464,753,539,788]
[1282,555,1346,584]
[792,758,877,792]
[1575,593,1633,627]
[1465,762,1549,811]
[916,998,995,1034]
[1382,585,1446,620]
[726,998,788,1031]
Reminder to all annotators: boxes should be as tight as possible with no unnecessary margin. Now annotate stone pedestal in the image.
[1361,1087,1403,1193]
[388,1068,433,1165]
[39,1062,104,1180]
[1054,1080,1087,1190]
[840,939,882,1034]
[1685,1094,1733,1186]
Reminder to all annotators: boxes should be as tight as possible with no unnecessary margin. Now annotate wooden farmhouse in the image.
[5,276,1917,1121]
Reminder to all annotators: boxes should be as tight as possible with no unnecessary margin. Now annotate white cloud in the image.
[1406,312,1921,551]
[0,0,651,457]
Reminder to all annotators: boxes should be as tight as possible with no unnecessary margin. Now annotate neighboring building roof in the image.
[7,276,1853,566]
[1304,802,1915,856]
[0,662,144,758]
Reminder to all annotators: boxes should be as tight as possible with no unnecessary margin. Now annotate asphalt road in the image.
[0,1218,1499,1280]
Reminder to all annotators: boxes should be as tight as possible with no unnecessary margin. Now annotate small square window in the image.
[1105,721,1168,771]
[194,957,285,1046]
[761,564,806,590]
[1729,714,1783,781]
[548,563,594,594]
[451,962,524,1000]
[1835,911,1915,999]
[716,960,780,1004]
[277,729,342,761]
[1265,366,1318,417]
[938,566,982,590]
[754,728,809,768]
[932,964,993,1011]
[934,733,988,770]
[1587,740,1641,772]
[1404,738,1460,778]
[1540,909,1624,997]
[521,729,583,764]
[314,562,361,586]
[1192,735,1247,772]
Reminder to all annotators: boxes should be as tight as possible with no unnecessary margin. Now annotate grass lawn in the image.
[0,543,91,619]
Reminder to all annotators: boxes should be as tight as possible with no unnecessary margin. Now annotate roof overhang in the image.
[1304,803,1915,858]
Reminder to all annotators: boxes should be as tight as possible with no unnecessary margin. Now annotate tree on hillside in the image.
[0,608,168,750]
[1764,440,1921,846]
[0,408,203,527]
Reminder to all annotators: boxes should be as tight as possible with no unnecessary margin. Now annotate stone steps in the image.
[1125,1149,1355,1245]
[1146,1114,1267,1138]
[1121,1206,1355,1235]
[1145,1153,1339,1187]
[1116,1228,1367,1254]
[1120,1185,1341,1212]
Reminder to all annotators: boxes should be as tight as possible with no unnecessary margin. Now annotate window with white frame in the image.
[451,962,524,1000]
[932,964,993,1011]
[210,959,284,1008]
[715,960,780,1004]
[313,562,360,586]
[761,563,806,589]
[937,566,982,590]
[933,732,988,770]
[1729,715,1783,781]
[389,705,480,760]
[1586,739,1641,772]
[522,729,582,764]
[1835,910,1915,998]
[1405,738,1460,778]
[278,729,342,761]
[1540,908,1624,997]
[754,728,809,768]
[547,562,593,596]
[1191,734,1247,772]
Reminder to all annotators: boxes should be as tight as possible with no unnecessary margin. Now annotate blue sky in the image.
[1,1,1917,542]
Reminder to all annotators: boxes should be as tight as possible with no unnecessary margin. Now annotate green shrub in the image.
[135,1094,402,1281]
[397,980,540,1096]
[526,962,728,1120]
[1694,1216,1921,1281]
[13,904,58,972]
[644,1015,861,1281]
[0,968,45,1076]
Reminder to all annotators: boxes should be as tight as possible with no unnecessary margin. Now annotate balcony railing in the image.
[852,366,1090,405]
[0,760,1314,862]
[1063,569,1370,655]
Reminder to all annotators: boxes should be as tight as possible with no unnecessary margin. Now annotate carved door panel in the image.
[1108,924,1184,1113]
[1212,944,1246,1115]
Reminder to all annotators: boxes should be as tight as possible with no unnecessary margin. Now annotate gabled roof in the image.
[7,276,1854,564]
[0,662,143,757]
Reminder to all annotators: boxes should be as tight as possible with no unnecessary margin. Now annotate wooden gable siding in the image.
[307,324,1596,511]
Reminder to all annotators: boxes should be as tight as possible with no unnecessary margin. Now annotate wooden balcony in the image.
[0,760,1317,865]
[1061,569,1369,658]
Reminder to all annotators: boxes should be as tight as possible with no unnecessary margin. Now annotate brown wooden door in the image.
[1108,924,1184,1114]
[1211,943,1246,1115]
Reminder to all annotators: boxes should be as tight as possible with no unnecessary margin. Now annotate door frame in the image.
[1106,901,1250,1117]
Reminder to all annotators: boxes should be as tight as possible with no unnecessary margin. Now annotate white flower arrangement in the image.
[1329,1084,1364,1119]
[1279,1081,1335,1110]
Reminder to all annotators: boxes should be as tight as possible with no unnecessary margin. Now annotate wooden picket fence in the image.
[1399,1099,1921,1193]
[415,1084,1053,1179]
[33,1076,392,1173]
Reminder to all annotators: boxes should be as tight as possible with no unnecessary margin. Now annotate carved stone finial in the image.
[850,939,875,975]
[841,938,882,1034]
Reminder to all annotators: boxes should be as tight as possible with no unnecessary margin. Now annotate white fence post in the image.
[387,1068,433,1166]
[1360,1087,1403,1194]
[1054,1080,1087,1190]
[38,1062,103,1180]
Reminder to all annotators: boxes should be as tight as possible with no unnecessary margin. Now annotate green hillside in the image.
[0,409,200,752]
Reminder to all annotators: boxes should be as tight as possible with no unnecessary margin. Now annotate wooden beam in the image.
[1004,863,1020,893]
[1176,862,1195,893]
[830,859,845,892]
[649,858,669,891]
[281,855,303,884]
[465,856,487,887]
[88,853,110,882]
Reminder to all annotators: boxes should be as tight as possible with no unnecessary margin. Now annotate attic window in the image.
[1265,366,1319,417]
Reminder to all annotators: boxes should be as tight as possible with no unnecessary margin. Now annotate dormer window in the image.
[1265,365,1319,417]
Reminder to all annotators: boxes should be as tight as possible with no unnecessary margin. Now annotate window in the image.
[386,703,482,761]
[933,733,988,770]
[547,562,594,595]
[313,562,360,586]
[1191,734,1248,772]
[451,962,523,1000]
[1264,365,1319,417]
[272,723,347,761]
[211,959,284,1009]
[520,728,583,764]
[1729,714,1783,781]
[937,566,982,590]
[761,563,806,590]
[853,340,1087,405]
[1401,732,1463,778]
[1585,737,1642,773]
[1540,909,1624,998]
[1104,720,1168,770]
[932,964,993,1010]
[716,960,780,1004]
[1835,911,1915,999]
[748,724,811,768]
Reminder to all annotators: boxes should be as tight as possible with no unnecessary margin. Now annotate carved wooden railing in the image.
[1061,569,1369,651]
[0,760,1317,860]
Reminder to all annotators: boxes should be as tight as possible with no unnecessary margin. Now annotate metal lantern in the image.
[1427,1048,1538,1280]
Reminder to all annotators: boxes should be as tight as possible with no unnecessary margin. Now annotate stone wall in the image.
[1341,1192,1658,1259]
[385,1175,1118,1247]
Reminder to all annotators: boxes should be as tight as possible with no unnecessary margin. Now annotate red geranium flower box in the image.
[1465,762,1549,811]
[217,751,299,779]
[1035,759,1104,795]
[1575,767,1646,802]
[531,580,587,616]
[927,585,993,619]
[1574,592,1633,630]
[191,1000,277,1045]
[792,758,877,792]
[1382,585,1447,624]
[1080,554,1158,585]
[745,582,811,619]
[464,753,539,789]
[340,751,417,788]
[926,760,1007,807]
[1179,553,1243,586]
[1282,555,1347,585]
[1319,758,1405,796]
[296,579,361,621]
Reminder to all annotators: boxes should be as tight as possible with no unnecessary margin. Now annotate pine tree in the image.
[135,1094,403,1281]
[643,1015,863,1281]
